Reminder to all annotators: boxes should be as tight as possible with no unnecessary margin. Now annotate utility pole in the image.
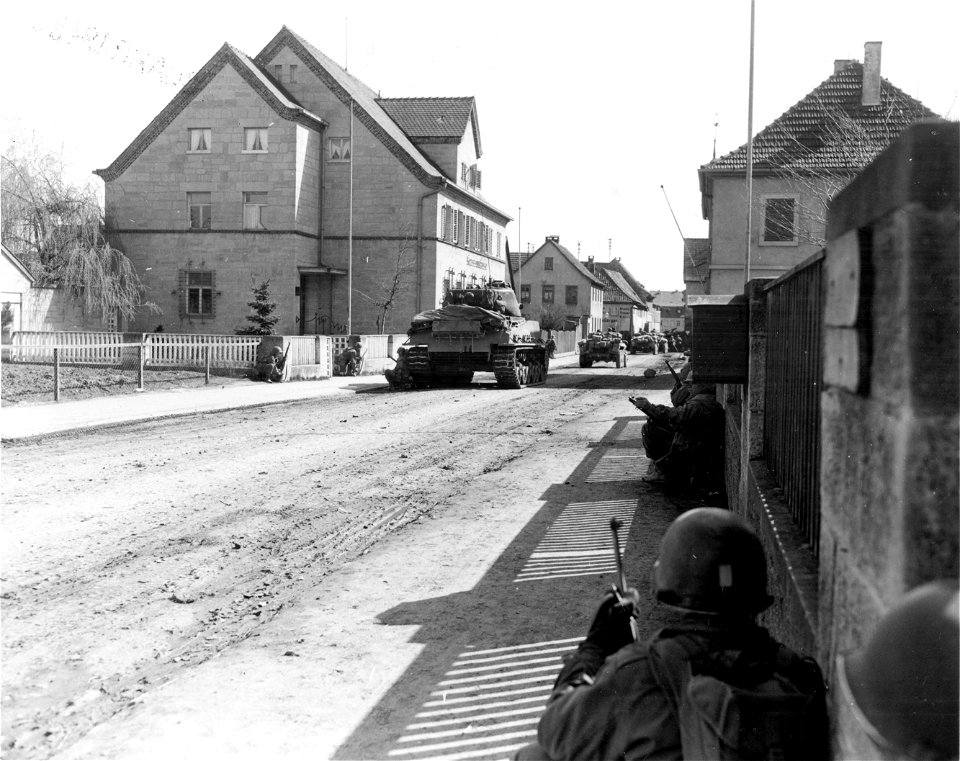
[347,99,354,334]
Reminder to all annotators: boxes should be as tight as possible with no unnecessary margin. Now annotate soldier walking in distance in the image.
[516,508,828,761]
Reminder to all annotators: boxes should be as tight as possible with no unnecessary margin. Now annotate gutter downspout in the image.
[417,181,445,313]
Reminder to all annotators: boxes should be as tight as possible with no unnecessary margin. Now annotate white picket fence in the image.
[4,330,413,378]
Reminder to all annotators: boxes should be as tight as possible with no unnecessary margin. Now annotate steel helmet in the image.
[840,580,959,760]
[653,508,773,615]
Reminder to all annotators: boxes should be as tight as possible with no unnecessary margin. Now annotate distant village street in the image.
[1,355,680,759]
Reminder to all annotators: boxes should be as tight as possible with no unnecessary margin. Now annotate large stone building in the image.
[513,237,603,332]
[95,27,511,335]
[695,43,939,296]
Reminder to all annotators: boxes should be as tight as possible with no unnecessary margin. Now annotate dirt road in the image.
[1,356,686,759]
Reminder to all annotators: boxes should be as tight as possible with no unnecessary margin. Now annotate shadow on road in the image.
[333,416,684,761]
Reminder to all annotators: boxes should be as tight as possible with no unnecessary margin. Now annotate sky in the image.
[3,1,958,291]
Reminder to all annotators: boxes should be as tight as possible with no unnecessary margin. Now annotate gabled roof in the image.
[700,62,939,179]
[379,97,482,156]
[256,27,509,222]
[598,268,647,307]
[517,238,604,287]
[2,244,34,284]
[592,258,653,303]
[95,43,327,181]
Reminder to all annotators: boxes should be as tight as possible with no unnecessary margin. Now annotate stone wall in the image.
[819,122,958,757]
[722,122,957,757]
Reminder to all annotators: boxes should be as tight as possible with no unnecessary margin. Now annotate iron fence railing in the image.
[763,251,825,556]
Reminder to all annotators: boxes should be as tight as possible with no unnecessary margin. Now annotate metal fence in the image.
[763,251,825,555]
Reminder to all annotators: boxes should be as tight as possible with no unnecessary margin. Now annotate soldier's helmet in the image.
[839,580,959,760]
[653,508,773,615]
[270,346,283,356]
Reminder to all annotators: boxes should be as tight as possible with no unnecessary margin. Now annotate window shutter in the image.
[476,169,482,189]
[458,212,465,245]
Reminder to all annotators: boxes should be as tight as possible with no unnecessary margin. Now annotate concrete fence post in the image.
[204,345,211,385]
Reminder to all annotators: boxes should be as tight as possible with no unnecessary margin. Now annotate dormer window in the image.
[188,128,211,153]
[243,128,268,153]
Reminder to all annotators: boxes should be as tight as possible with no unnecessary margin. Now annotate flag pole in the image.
[745,0,756,285]
[348,98,354,335]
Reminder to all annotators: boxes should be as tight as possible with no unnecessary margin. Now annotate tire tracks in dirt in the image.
[1,379,618,758]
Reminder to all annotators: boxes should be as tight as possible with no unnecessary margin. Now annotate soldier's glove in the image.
[582,589,639,658]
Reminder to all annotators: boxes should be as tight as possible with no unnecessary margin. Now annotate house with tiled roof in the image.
[583,257,656,335]
[514,237,604,332]
[682,238,710,295]
[95,26,511,334]
[650,290,686,332]
[698,42,940,295]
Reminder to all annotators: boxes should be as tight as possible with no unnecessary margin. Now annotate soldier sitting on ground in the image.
[516,508,828,761]
[630,371,724,496]
[257,346,286,383]
[338,340,363,376]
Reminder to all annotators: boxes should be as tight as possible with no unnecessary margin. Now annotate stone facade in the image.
[96,29,510,336]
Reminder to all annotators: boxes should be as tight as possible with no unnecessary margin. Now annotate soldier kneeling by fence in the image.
[255,340,288,383]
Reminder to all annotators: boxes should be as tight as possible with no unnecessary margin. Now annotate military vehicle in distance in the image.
[385,281,549,390]
[578,330,628,368]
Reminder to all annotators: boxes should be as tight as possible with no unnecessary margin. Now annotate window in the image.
[566,285,578,305]
[188,128,211,153]
[762,196,798,244]
[289,64,297,83]
[461,163,468,182]
[544,256,554,271]
[520,284,531,303]
[274,64,282,80]
[187,192,211,230]
[457,272,467,288]
[496,232,502,258]
[542,285,555,304]
[243,127,268,153]
[185,271,214,316]
[329,137,351,161]
[243,192,267,229]
[464,216,471,249]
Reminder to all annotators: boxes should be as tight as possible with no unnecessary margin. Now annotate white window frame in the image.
[243,127,268,154]
[187,128,211,153]
[761,194,800,246]
[328,137,351,162]
[243,192,268,230]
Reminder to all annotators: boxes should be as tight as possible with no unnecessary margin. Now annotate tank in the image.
[578,330,628,368]
[385,281,548,390]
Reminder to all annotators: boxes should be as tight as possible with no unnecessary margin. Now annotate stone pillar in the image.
[819,122,958,758]
[736,279,769,517]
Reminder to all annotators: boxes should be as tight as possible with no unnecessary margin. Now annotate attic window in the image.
[289,64,297,83]
[544,257,554,271]
[329,137,351,162]
[243,128,268,153]
[274,64,282,80]
[188,128,211,153]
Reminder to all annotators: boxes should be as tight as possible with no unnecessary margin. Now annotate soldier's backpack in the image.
[648,628,828,761]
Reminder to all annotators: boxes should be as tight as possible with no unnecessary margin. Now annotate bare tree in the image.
[1,142,154,323]
[772,98,930,247]
[537,303,569,331]
[355,215,417,334]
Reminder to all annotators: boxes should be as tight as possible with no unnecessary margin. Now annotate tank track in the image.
[493,347,548,389]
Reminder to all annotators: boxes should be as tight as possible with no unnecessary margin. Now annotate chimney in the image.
[546,235,559,243]
[862,41,882,106]
[834,59,856,74]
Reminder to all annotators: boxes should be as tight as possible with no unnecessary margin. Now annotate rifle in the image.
[663,358,681,385]
[609,517,639,642]
[277,342,291,372]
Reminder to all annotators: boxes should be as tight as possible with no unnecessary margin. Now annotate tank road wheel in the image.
[579,356,593,368]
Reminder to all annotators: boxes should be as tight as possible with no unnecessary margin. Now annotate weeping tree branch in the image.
[1,145,156,322]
